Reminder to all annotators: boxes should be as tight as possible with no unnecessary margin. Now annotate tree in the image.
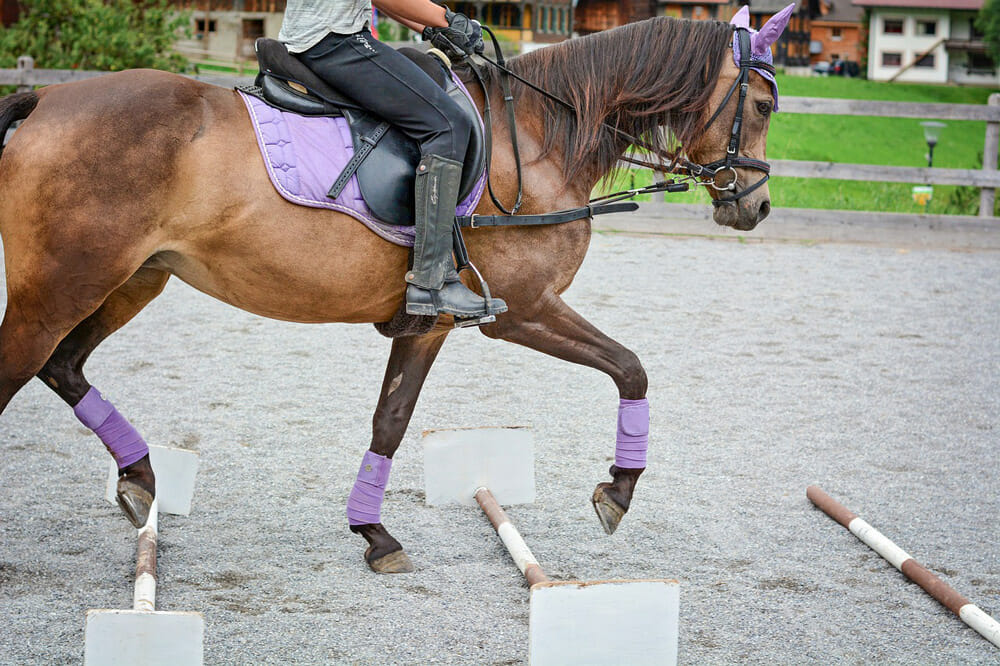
[0,0,190,72]
[977,0,1000,65]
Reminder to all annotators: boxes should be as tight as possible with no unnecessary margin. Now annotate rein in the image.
[464,24,772,214]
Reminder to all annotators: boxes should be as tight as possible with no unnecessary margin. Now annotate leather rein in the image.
[459,24,772,224]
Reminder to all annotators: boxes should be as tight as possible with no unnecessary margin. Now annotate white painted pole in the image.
[133,498,159,612]
[474,487,549,586]
[808,486,1000,649]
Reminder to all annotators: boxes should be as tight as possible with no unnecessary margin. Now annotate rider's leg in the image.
[404,153,506,317]
[296,31,505,317]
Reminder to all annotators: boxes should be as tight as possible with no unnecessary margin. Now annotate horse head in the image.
[687,3,795,231]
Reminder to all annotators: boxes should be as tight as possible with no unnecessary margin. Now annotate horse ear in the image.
[752,3,796,56]
[730,5,750,29]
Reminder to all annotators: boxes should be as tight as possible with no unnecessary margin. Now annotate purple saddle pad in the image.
[239,78,486,248]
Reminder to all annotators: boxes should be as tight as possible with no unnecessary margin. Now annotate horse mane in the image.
[461,17,734,183]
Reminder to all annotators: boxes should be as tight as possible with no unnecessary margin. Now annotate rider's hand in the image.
[422,9,484,60]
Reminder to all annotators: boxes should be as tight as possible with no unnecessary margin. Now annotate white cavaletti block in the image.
[423,426,534,506]
[105,444,200,516]
[530,580,680,666]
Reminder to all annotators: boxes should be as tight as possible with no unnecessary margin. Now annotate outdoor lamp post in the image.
[920,121,946,167]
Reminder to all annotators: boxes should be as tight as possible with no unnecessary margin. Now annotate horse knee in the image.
[370,403,409,452]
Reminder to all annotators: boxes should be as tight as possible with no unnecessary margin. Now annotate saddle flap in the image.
[349,110,421,226]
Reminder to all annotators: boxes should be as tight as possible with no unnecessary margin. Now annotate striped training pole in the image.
[474,487,549,587]
[134,498,159,613]
[807,485,1000,649]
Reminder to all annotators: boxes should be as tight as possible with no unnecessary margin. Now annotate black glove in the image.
[422,8,484,60]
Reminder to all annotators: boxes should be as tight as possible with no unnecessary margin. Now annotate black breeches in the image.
[298,30,472,163]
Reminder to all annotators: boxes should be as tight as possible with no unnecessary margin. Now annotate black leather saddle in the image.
[245,38,486,226]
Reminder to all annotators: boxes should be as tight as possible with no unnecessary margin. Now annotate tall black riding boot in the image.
[405,155,507,318]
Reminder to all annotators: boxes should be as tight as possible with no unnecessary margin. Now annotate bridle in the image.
[683,27,773,207]
[598,27,772,207]
[465,24,773,212]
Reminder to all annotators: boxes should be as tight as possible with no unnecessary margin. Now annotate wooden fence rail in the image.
[1,57,998,218]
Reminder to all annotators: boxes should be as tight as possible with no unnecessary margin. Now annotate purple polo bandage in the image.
[615,398,649,469]
[73,386,149,469]
[347,450,393,526]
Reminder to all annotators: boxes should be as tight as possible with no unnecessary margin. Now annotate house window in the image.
[195,18,216,34]
[559,8,566,33]
[971,18,986,40]
[968,52,995,74]
[487,4,520,28]
[881,52,902,67]
[242,19,264,41]
[917,20,936,36]
[915,53,935,68]
[883,19,903,34]
[831,27,842,41]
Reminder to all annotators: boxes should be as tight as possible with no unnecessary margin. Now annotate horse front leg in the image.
[481,293,648,535]
[350,330,448,573]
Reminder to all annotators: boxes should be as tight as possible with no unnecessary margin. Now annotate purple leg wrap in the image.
[73,386,149,469]
[347,450,393,526]
[615,398,649,469]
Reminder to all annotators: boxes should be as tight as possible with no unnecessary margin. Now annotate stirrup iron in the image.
[451,220,505,328]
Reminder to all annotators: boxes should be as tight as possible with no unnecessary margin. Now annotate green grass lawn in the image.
[773,73,997,105]
[629,75,1000,216]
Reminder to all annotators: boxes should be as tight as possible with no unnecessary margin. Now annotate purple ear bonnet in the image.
[729,3,795,111]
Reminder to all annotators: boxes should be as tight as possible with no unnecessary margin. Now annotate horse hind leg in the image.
[480,293,649,535]
[0,301,66,414]
[36,266,170,528]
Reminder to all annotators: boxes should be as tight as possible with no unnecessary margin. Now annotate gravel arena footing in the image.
[2,209,999,664]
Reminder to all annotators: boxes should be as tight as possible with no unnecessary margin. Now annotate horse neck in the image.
[509,50,635,187]
[483,19,731,193]
[469,66,631,203]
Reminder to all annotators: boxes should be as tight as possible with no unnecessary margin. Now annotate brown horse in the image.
[0,17,778,572]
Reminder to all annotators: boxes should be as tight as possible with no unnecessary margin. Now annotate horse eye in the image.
[756,101,772,115]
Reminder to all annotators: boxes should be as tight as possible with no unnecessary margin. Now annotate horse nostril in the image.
[758,200,771,221]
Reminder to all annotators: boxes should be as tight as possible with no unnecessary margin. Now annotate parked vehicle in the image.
[832,60,861,77]
[812,61,832,75]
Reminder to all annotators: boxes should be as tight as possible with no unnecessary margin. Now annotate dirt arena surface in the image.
[2,212,998,664]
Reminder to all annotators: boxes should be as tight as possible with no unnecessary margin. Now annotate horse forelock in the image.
[468,17,734,185]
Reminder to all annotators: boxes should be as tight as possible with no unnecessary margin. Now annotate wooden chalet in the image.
[748,0,813,66]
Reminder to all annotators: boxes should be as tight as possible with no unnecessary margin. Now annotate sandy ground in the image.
[1,215,999,664]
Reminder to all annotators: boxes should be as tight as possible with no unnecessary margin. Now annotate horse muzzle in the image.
[712,196,770,231]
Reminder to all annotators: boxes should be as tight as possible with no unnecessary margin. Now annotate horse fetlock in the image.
[351,523,414,574]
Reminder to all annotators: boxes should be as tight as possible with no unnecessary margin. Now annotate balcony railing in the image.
[173,1,287,12]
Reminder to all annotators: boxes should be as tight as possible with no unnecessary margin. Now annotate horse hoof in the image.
[368,548,415,574]
[368,550,414,573]
[591,483,626,535]
[116,479,154,528]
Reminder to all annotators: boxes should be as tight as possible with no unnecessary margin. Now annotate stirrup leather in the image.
[450,220,506,327]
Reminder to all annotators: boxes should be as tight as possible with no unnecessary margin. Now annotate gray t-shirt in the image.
[279,0,372,53]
